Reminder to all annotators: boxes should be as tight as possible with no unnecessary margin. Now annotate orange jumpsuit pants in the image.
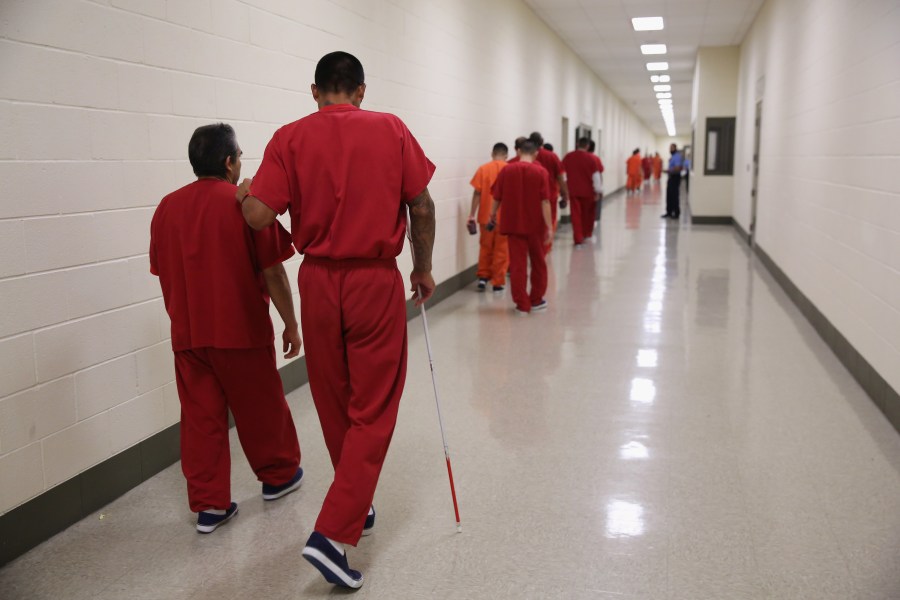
[477,226,509,287]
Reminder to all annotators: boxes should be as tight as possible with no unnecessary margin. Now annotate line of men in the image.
[466,135,605,315]
[150,52,435,590]
[625,148,663,194]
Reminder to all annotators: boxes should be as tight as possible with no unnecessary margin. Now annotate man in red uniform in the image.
[488,140,552,315]
[641,151,652,185]
[467,142,509,292]
[528,131,569,254]
[149,123,303,534]
[237,52,436,589]
[562,137,604,246]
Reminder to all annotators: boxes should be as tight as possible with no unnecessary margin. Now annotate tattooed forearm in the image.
[408,187,436,272]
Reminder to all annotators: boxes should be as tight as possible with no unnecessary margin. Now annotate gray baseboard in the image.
[0,262,480,568]
[692,215,734,225]
[751,241,900,434]
[733,218,751,245]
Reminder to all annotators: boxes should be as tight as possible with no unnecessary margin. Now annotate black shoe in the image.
[261,467,304,501]
[302,532,364,588]
[361,506,375,537]
[660,213,670,218]
[196,502,238,533]
[492,285,504,293]
[476,279,487,291]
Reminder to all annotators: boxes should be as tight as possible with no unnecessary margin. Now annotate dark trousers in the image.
[666,173,682,217]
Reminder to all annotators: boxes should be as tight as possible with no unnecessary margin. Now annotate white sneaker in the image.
[531,300,548,312]
[514,308,529,317]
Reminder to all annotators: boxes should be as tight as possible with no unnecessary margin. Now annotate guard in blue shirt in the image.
[663,143,684,219]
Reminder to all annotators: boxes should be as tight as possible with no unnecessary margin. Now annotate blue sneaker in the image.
[531,300,548,312]
[262,467,304,501]
[302,531,364,589]
[361,506,375,537]
[196,502,238,533]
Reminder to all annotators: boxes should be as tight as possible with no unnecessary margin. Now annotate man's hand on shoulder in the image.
[236,178,252,203]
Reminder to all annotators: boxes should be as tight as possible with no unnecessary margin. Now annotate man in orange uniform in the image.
[488,140,553,315]
[150,123,303,534]
[652,152,663,181]
[467,142,509,292]
[562,137,604,246]
[626,148,643,194]
[238,52,436,589]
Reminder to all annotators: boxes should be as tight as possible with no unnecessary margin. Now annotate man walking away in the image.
[150,123,303,534]
[238,51,436,589]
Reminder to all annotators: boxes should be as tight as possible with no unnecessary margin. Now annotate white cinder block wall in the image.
[733,0,900,394]
[0,0,656,516]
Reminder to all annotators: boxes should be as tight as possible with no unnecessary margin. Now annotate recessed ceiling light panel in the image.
[646,62,669,71]
[653,85,671,92]
[641,44,667,55]
[632,17,664,31]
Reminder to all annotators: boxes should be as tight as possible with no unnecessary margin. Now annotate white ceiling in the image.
[524,0,764,137]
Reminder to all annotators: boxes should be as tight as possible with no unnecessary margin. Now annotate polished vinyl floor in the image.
[3,183,900,600]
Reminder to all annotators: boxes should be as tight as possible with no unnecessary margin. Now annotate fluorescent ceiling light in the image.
[632,17,664,31]
[653,85,671,92]
[658,100,673,105]
[657,75,670,82]
[641,44,667,55]
[646,62,669,71]
[656,92,672,99]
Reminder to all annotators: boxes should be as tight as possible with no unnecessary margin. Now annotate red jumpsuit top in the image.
[535,148,564,200]
[150,179,295,351]
[491,162,550,236]
[249,104,435,260]
[562,150,601,198]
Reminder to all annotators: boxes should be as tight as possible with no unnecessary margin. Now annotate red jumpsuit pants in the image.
[508,233,548,313]
[175,346,301,513]
[569,195,596,244]
[298,256,408,546]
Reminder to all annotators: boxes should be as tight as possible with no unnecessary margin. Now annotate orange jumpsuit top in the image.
[652,155,663,178]
[626,154,643,176]
[470,159,507,225]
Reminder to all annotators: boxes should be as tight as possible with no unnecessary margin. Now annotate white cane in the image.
[407,212,462,533]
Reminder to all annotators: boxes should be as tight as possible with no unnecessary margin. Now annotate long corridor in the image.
[2,184,899,600]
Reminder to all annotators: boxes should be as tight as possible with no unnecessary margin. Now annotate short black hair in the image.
[588,140,596,152]
[519,140,538,155]
[529,131,544,146]
[188,123,239,178]
[315,51,365,95]
[514,136,528,150]
[492,142,508,155]
[543,143,553,151]
[577,137,591,148]
[633,148,640,155]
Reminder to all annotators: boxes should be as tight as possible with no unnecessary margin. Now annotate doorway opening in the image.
[561,116,570,154]
[750,100,762,246]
